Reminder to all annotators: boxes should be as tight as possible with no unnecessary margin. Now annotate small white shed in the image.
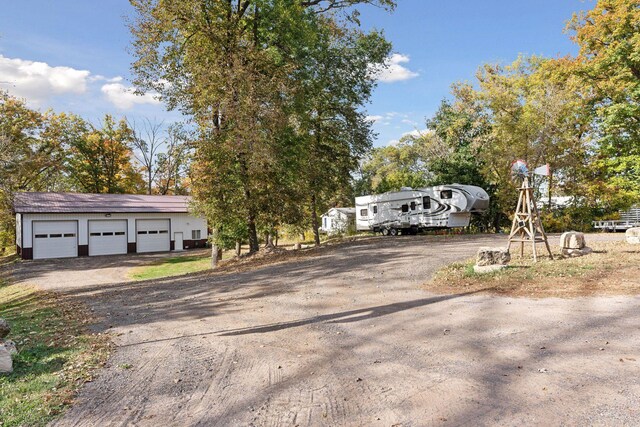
[320,208,356,235]
[14,192,208,260]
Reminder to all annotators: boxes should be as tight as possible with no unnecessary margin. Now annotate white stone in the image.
[626,227,640,245]
[473,264,507,274]
[2,340,17,355]
[560,231,586,249]
[476,247,511,266]
[0,344,12,374]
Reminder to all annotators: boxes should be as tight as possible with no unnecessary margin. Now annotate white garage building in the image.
[14,192,208,260]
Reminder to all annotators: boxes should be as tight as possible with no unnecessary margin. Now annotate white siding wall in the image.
[15,214,22,247]
[21,212,207,249]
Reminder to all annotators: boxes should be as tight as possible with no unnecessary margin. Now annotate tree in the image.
[129,0,395,255]
[66,115,145,194]
[130,118,164,195]
[568,0,640,209]
[154,124,192,195]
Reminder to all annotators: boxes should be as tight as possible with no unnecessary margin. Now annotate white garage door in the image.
[89,220,127,256]
[136,219,170,253]
[33,221,78,260]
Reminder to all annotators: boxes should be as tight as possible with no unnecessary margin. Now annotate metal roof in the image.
[13,192,192,214]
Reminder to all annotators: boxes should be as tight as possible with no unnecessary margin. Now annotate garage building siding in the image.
[18,212,207,260]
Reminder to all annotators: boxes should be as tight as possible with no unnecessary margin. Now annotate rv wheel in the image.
[389,228,398,236]
[382,228,389,236]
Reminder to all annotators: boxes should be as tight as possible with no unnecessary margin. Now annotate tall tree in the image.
[130,118,164,195]
[66,115,145,194]
[129,0,394,254]
[568,0,640,209]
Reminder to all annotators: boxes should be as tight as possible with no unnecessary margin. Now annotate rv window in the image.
[373,205,378,214]
[423,197,431,209]
[410,202,416,211]
[360,209,368,216]
[440,190,453,199]
[401,204,409,213]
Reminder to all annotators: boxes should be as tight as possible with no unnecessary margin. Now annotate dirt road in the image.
[12,234,640,426]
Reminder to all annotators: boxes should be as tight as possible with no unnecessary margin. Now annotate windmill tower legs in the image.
[507,178,553,262]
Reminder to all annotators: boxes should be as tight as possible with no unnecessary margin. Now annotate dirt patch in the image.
[427,240,640,298]
[39,233,640,426]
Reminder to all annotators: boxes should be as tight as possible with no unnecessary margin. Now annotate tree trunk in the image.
[211,228,220,268]
[247,214,259,253]
[311,193,320,246]
[235,240,241,257]
[274,230,278,247]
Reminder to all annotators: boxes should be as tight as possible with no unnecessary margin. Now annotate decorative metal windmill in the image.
[507,160,553,262]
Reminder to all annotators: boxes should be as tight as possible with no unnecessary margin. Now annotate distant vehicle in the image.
[320,207,356,235]
[355,184,489,235]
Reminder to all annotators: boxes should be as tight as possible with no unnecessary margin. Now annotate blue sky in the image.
[0,0,592,146]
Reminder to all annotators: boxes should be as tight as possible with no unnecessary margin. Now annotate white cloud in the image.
[374,54,419,83]
[387,128,430,146]
[100,82,161,109]
[365,115,384,123]
[0,54,90,104]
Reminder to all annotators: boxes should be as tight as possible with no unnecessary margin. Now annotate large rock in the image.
[2,340,17,355]
[560,231,585,249]
[0,319,9,339]
[476,247,511,266]
[626,227,640,245]
[0,344,12,374]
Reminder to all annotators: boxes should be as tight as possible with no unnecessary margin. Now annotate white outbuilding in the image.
[320,207,356,235]
[14,192,208,260]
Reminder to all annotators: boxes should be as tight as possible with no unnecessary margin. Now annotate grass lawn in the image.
[128,255,212,281]
[0,281,110,426]
[427,240,640,297]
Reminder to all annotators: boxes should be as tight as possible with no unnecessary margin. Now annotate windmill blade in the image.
[533,164,550,176]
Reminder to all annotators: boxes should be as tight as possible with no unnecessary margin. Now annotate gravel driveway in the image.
[10,234,640,426]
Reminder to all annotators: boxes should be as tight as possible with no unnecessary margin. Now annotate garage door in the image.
[33,221,78,260]
[89,220,127,256]
[136,219,170,253]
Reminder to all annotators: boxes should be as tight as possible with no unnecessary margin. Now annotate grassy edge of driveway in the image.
[0,279,111,426]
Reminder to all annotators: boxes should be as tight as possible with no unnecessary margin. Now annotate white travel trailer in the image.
[355,184,489,235]
[320,208,356,235]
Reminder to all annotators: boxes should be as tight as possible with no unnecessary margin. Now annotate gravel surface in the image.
[8,233,640,426]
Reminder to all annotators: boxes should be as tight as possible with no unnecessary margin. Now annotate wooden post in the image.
[507,177,553,262]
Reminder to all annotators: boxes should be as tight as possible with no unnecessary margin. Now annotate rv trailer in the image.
[355,184,489,235]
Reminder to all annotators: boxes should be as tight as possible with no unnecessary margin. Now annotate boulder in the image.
[626,227,640,245]
[0,344,12,374]
[0,319,9,339]
[562,247,593,258]
[2,340,17,355]
[473,264,507,274]
[293,243,302,250]
[560,231,585,249]
[476,247,511,266]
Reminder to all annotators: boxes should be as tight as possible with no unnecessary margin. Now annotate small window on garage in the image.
[49,234,62,238]
[64,233,76,238]
[90,232,101,236]
[137,231,147,235]
[360,209,368,216]
[373,205,378,214]
[159,230,168,234]
[401,204,409,213]
[148,230,158,234]
[35,234,48,239]
[410,201,416,210]
[103,232,114,236]
[423,196,431,209]
[192,230,201,239]
[115,231,125,236]
[440,190,453,199]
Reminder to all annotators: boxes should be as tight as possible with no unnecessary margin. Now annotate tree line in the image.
[0,92,191,253]
[357,0,640,232]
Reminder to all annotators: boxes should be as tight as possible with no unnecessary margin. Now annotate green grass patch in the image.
[128,255,212,281]
[0,281,110,426]
[428,241,640,298]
